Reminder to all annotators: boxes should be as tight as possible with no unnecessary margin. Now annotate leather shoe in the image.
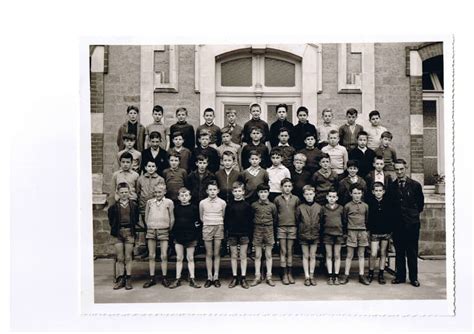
[228,277,238,288]
[214,279,221,288]
[204,279,213,288]
[391,278,406,284]
[410,280,421,287]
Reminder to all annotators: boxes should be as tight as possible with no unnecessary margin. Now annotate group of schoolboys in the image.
[108,102,403,292]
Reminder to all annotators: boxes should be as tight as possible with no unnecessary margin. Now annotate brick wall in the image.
[419,203,446,255]
[91,133,104,174]
[93,209,114,256]
[90,72,104,114]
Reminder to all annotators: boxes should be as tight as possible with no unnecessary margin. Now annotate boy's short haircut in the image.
[198,130,211,139]
[195,154,209,162]
[381,131,393,139]
[221,127,232,135]
[222,150,236,160]
[249,150,261,158]
[394,158,407,165]
[278,127,289,135]
[346,159,359,168]
[249,103,261,111]
[122,132,136,141]
[275,103,288,112]
[357,130,369,139]
[302,185,315,193]
[373,155,384,162]
[346,108,358,116]
[126,105,139,114]
[225,109,237,116]
[119,152,133,161]
[175,107,188,115]
[349,183,364,193]
[155,183,167,192]
[369,110,381,120]
[250,126,263,134]
[320,153,330,161]
[207,180,219,189]
[280,177,293,187]
[322,108,333,115]
[232,181,245,190]
[372,182,385,190]
[256,183,270,193]
[171,131,184,139]
[293,153,307,162]
[145,160,157,166]
[149,131,162,140]
[152,105,164,114]
[117,182,130,191]
[297,106,309,115]
[168,151,181,160]
[328,129,339,136]
[327,189,338,196]
[304,132,315,140]
[203,107,215,116]
[270,147,282,157]
[178,187,191,196]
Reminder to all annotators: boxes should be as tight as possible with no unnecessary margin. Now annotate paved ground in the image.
[94,256,446,303]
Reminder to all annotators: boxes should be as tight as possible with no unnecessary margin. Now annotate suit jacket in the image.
[365,170,393,193]
[117,122,146,152]
[388,177,424,225]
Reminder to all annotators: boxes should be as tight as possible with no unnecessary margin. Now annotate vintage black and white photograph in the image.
[87,42,449,306]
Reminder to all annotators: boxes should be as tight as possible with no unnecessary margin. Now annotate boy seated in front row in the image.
[340,184,370,285]
[110,152,139,205]
[224,181,253,289]
[337,160,367,206]
[298,132,322,175]
[367,182,394,285]
[240,150,269,203]
[250,183,278,287]
[267,148,291,202]
[186,154,216,205]
[117,133,141,173]
[297,185,323,286]
[320,190,344,285]
[241,126,270,169]
[169,187,201,289]
[200,180,227,288]
[374,131,397,180]
[108,182,140,290]
[217,128,241,171]
[143,184,175,288]
[162,152,188,202]
[168,131,192,172]
[274,127,296,169]
[274,178,301,285]
[193,130,220,174]
[322,130,348,179]
[216,151,242,204]
[290,153,312,201]
[311,153,339,205]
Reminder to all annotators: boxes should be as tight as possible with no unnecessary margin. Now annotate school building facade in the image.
[89,42,446,257]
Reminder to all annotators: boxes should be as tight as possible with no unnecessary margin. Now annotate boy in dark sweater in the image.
[215,151,242,204]
[320,190,344,285]
[348,131,376,178]
[269,103,294,147]
[367,182,394,284]
[224,181,253,289]
[186,155,216,205]
[241,150,270,203]
[169,187,201,289]
[293,106,317,151]
[297,132,322,175]
[340,184,370,285]
[274,127,296,169]
[140,131,169,176]
[196,107,222,148]
[192,130,220,173]
[162,152,188,202]
[311,153,339,205]
[242,103,270,148]
[337,160,368,205]
[290,153,312,201]
[169,107,195,150]
[241,126,270,169]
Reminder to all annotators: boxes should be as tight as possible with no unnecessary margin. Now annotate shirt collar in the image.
[278,143,290,147]
[119,199,129,207]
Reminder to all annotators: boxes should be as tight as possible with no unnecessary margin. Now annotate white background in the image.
[3,0,473,332]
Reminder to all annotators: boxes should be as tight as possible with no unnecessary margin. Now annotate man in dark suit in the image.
[388,159,424,287]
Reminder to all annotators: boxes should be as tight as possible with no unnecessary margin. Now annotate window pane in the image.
[423,157,438,185]
[265,58,295,87]
[423,129,438,156]
[423,101,437,128]
[267,104,293,125]
[223,104,250,127]
[221,58,252,87]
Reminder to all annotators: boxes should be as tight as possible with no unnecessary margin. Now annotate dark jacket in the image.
[169,121,195,150]
[107,201,140,238]
[192,146,220,173]
[388,177,425,225]
[297,201,323,241]
[186,170,216,205]
[140,147,169,176]
[224,200,253,236]
[365,170,394,194]
[215,169,243,203]
[293,122,317,151]
[117,122,146,152]
[269,119,294,147]
[348,147,376,178]
[367,196,395,234]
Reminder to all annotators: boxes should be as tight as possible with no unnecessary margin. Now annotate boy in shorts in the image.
[143,184,175,288]
[297,185,323,286]
[199,180,227,288]
[274,178,301,285]
[225,181,253,289]
[340,184,370,285]
[108,182,140,290]
[250,183,278,287]
[367,182,394,284]
[169,187,201,289]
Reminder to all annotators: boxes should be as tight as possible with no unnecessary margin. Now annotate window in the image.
[264,58,296,87]
[221,58,252,87]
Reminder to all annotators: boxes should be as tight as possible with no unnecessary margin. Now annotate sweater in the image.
[320,204,344,236]
[293,121,317,151]
[167,147,192,172]
[140,147,169,176]
[145,197,174,229]
[339,123,364,151]
[192,146,220,173]
[224,199,253,236]
[276,144,296,169]
[297,201,323,240]
[241,142,270,169]
[311,169,339,204]
[290,167,312,200]
[274,194,301,227]
[367,196,394,234]
[199,197,227,225]
[337,176,367,206]
[196,123,222,147]
[169,121,195,150]
[215,169,242,203]
[108,200,140,237]
[186,170,216,205]
[348,146,376,178]
[242,118,270,144]
[343,201,369,231]
[269,119,294,147]
[251,200,278,226]
[172,204,200,243]
[162,167,188,201]
[241,167,269,202]
[297,147,322,175]
[136,172,165,212]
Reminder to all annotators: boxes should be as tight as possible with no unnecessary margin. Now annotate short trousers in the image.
[299,237,320,245]
[277,226,297,240]
[174,239,198,248]
[346,230,369,247]
[227,235,250,246]
[112,228,135,245]
[370,233,392,242]
[253,225,275,247]
[202,224,224,241]
[323,234,344,245]
[146,228,170,241]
